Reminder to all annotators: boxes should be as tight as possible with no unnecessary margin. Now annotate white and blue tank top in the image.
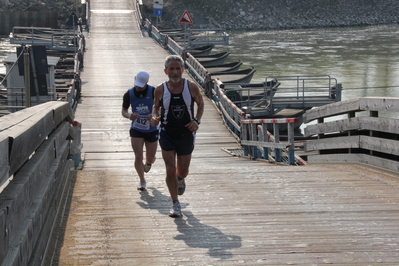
[129,85,158,132]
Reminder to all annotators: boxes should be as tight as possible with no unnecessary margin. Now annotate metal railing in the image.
[142,18,229,48]
[9,27,83,52]
[181,28,229,47]
[213,80,246,137]
[166,37,185,56]
[211,79,304,165]
[223,75,342,117]
[185,53,209,87]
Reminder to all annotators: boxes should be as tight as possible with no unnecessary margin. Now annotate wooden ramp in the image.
[51,0,399,265]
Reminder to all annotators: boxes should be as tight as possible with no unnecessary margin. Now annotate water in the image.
[208,24,399,125]
[212,24,399,100]
[2,25,399,116]
[0,37,18,74]
[0,37,18,89]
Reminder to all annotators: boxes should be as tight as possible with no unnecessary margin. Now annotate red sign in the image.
[179,10,193,24]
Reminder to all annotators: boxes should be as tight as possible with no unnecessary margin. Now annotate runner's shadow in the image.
[137,188,242,259]
[174,210,242,259]
[136,187,175,216]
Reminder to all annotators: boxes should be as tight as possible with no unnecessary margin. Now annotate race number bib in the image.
[133,114,150,130]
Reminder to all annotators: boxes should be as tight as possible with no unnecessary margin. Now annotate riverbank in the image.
[141,0,399,30]
[0,0,83,34]
[2,0,399,31]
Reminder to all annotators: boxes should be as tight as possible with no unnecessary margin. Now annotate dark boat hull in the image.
[185,45,214,56]
[210,68,256,84]
[194,52,230,67]
[206,61,243,73]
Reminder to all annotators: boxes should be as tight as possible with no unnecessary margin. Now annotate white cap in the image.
[134,71,149,87]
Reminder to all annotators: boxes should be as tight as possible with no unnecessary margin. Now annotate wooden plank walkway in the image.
[52,0,399,265]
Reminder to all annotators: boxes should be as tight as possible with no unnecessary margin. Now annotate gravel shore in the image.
[2,0,399,30]
[141,0,399,30]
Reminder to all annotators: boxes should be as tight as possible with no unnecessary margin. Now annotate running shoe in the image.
[169,201,182,217]
[177,176,186,195]
[137,180,146,191]
[143,163,152,173]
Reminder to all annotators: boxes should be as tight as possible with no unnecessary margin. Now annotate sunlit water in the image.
[213,25,399,99]
[210,24,399,124]
[0,38,17,70]
[0,37,18,89]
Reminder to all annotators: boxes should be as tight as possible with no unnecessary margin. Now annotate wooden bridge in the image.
[54,0,399,264]
[1,0,399,265]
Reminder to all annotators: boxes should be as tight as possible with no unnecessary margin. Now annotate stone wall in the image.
[0,11,58,35]
[0,0,84,35]
[141,0,399,30]
[2,0,399,33]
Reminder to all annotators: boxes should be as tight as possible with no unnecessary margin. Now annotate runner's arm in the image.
[185,81,204,131]
[151,84,163,126]
[190,81,204,121]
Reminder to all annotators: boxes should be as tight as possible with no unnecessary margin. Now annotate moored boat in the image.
[193,51,230,67]
[210,67,256,84]
[221,80,280,107]
[221,81,305,130]
[185,44,214,56]
[205,61,243,73]
[217,75,341,130]
[182,44,342,132]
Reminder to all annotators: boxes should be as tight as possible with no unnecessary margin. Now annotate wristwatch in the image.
[194,119,201,125]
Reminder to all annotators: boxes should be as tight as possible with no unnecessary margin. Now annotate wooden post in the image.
[287,122,295,165]
[29,47,40,105]
[317,117,324,141]
[250,123,257,159]
[274,123,281,162]
[24,47,31,107]
[370,110,378,156]
[241,123,248,157]
[262,124,269,160]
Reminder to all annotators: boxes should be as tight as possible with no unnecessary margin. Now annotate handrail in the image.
[166,36,185,56]
[303,97,399,172]
[241,118,298,165]
[143,17,229,48]
[213,80,246,137]
[0,101,81,265]
[185,53,209,87]
[10,26,83,52]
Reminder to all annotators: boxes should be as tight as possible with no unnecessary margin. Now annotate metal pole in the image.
[24,47,31,107]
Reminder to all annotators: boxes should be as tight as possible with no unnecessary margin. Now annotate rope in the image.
[0,47,25,86]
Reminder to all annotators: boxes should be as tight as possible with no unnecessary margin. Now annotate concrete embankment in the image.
[2,0,399,35]
[142,0,399,30]
[0,0,84,35]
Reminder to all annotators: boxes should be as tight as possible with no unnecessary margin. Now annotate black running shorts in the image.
[130,128,159,142]
[159,129,195,156]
